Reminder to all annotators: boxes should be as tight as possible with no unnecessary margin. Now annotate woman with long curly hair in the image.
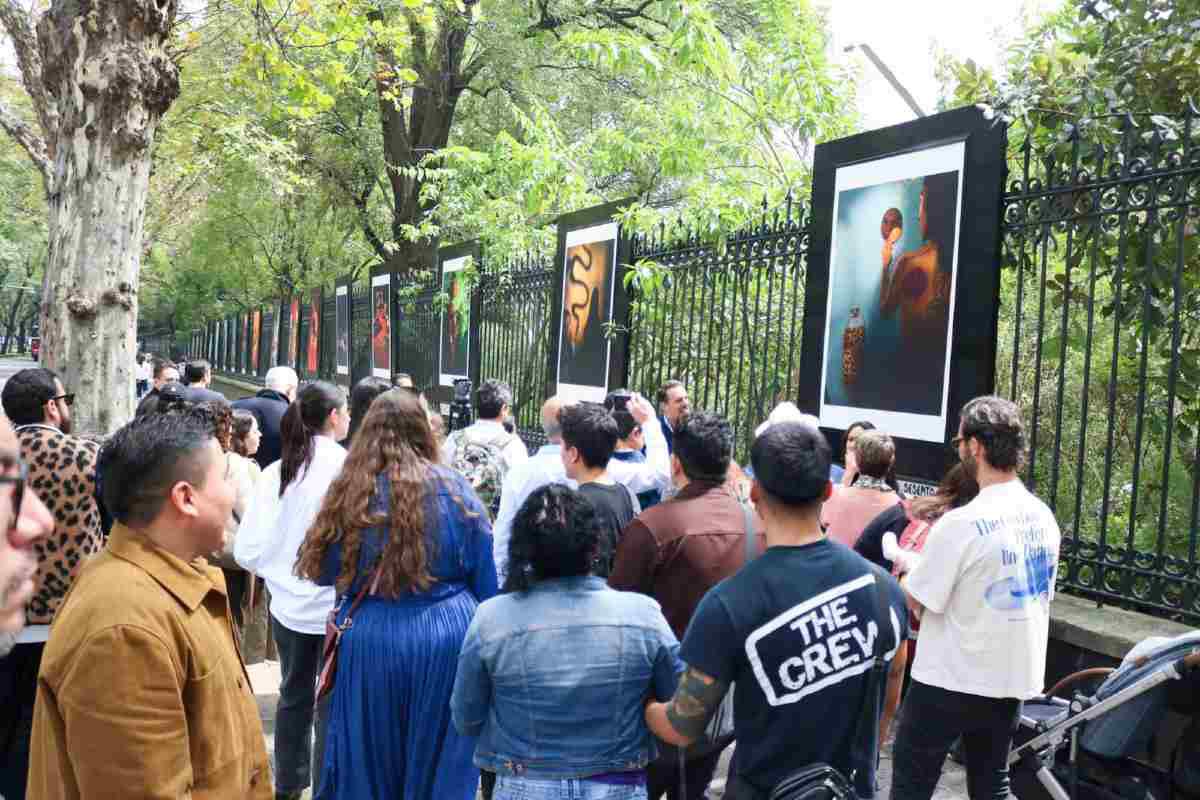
[296,389,497,800]
[451,484,680,800]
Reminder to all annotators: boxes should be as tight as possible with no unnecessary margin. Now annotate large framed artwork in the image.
[438,244,477,387]
[797,107,1007,482]
[548,203,633,403]
[288,297,300,368]
[250,308,262,373]
[370,269,392,378]
[335,279,351,382]
[241,313,250,373]
[307,288,322,375]
[270,302,281,367]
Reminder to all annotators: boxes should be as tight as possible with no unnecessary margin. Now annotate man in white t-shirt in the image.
[891,395,1061,800]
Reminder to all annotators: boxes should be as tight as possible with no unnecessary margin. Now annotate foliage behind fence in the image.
[196,112,1200,624]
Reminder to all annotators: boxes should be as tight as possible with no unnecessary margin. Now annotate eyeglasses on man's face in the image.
[50,393,75,407]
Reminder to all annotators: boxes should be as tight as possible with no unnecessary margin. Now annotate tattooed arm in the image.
[644,665,728,747]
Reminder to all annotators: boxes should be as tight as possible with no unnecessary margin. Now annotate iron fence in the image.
[197,110,1199,623]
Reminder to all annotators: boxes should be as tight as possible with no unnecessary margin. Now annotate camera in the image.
[449,378,473,432]
[604,389,633,412]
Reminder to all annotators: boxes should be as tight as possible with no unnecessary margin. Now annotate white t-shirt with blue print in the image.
[906,478,1061,700]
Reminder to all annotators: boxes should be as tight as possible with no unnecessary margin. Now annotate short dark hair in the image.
[751,421,832,508]
[612,409,639,440]
[98,408,218,527]
[136,381,191,417]
[1,368,59,426]
[476,379,512,419]
[960,395,1026,471]
[656,380,684,405]
[184,359,210,385]
[504,484,603,592]
[842,419,876,463]
[152,359,176,380]
[854,430,895,478]
[559,403,618,469]
[674,411,733,481]
[348,376,392,442]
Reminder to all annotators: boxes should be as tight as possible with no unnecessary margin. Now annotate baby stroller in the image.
[1011,631,1200,800]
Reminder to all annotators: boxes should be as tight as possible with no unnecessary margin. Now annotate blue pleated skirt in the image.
[316,586,480,800]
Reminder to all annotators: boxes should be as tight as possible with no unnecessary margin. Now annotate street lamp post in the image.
[844,43,927,120]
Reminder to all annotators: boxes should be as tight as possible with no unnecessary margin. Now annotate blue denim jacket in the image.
[450,576,682,779]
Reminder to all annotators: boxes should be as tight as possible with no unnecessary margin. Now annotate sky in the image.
[826,0,1063,131]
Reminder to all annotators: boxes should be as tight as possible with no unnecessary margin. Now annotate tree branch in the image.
[0,98,50,191]
[0,0,56,145]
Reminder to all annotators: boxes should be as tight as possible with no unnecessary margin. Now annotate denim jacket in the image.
[450,576,682,779]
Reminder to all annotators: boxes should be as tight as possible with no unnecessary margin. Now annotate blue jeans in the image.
[494,775,649,800]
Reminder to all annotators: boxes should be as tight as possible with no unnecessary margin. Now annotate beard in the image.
[59,417,72,435]
[961,449,979,480]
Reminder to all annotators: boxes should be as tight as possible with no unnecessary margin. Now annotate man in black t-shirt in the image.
[559,403,635,574]
[646,422,909,799]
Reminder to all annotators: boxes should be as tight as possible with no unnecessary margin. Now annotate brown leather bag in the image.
[315,564,381,703]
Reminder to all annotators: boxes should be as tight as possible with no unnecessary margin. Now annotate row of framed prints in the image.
[216,107,1005,483]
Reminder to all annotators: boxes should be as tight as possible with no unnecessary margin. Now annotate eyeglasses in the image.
[950,435,965,448]
[50,393,75,407]
[0,458,28,532]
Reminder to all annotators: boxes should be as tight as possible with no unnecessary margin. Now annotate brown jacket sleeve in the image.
[609,518,658,595]
[54,625,193,800]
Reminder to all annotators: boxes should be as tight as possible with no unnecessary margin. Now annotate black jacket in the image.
[232,389,290,470]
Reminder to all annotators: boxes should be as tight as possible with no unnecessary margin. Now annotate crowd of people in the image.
[0,359,1063,800]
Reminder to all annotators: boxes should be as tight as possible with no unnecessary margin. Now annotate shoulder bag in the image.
[314,563,381,703]
[732,564,895,800]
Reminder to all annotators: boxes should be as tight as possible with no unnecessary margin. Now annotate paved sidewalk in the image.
[248,660,969,799]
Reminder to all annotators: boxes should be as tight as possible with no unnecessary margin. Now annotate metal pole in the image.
[845,44,927,119]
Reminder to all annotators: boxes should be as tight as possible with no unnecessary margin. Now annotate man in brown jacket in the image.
[27,408,272,800]
[610,410,765,800]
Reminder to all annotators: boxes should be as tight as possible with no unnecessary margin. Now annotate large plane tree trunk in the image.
[0,1,180,434]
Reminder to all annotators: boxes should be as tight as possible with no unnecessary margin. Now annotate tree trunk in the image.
[34,2,180,434]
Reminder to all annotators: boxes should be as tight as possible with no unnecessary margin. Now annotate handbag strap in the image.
[337,562,383,629]
[847,564,895,782]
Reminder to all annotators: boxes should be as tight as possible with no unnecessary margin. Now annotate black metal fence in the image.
[198,110,1199,624]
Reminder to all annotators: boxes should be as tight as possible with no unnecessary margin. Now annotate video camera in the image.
[449,378,473,432]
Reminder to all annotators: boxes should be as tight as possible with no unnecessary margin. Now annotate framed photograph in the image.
[241,313,250,373]
[370,270,392,378]
[270,302,281,367]
[250,308,262,373]
[555,222,619,403]
[288,297,300,368]
[798,107,1007,481]
[439,255,472,387]
[307,288,322,374]
[335,282,350,379]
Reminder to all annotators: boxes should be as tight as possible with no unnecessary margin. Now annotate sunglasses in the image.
[0,458,28,532]
[50,393,75,407]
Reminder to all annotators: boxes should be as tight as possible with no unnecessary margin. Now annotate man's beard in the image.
[59,417,72,435]
[961,450,979,480]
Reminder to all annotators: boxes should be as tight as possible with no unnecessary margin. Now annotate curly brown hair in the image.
[198,398,233,453]
[295,389,443,597]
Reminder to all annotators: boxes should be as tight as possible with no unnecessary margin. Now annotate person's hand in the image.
[842,449,858,486]
[628,394,654,425]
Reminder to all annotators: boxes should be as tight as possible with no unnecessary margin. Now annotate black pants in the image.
[890,681,1021,800]
[223,568,248,629]
[647,745,724,800]
[0,641,44,800]
[271,616,324,794]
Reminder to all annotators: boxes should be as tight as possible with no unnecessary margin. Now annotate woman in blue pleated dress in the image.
[296,388,498,800]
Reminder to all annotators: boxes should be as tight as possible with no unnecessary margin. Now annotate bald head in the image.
[541,396,569,441]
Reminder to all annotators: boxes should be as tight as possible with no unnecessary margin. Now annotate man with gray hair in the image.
[232,366,298,469]
[890,395,1061,800]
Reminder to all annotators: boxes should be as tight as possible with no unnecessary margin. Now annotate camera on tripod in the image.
[449,378,473,432]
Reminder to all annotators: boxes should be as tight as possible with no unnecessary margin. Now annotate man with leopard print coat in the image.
[0,368,103,800]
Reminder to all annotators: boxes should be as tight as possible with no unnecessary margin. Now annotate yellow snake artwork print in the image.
[563,241,607,354]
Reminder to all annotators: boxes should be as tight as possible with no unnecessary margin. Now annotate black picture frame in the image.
[437,241,480,385]
[547,199,635,402]
[334,275,353,387]
[796,106,1007,483]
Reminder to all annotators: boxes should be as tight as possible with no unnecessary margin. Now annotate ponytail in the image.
[279,381,345,496]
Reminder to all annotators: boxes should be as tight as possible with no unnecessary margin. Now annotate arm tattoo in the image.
[665,666,729,741]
